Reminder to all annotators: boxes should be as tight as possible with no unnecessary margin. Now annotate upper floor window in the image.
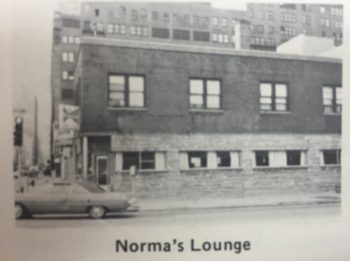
[131,10,138,21]
[152,27,169,38]
[62,71,74,80]
[320,5,326,14]
[267,11,274,21]
[302,4,310,11]
[108,75,145,107]
[282,13,296,23]
[62,52,75,63]
[61,89,74,100]
[321,18,330,27]
[94,8,100,17]
[193,31,210,42]
[221,18,228,27]
[331,7,342,16]
[189,79,221,110]
[62,18,80,28]
[323,86,342,113]
[163,13,170,22]
[173,29,190,40]
[140,9,147,17]
[212,17,219,26]
[152,11,159,21]
[260,83,288,112]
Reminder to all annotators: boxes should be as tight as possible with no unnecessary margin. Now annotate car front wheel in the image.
[15,203,27,219]
[88,206,106,219]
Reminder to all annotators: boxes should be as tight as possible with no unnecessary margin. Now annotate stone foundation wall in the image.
[105,133,341,200]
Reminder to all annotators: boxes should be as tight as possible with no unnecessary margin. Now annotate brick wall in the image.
[79,44,341,135]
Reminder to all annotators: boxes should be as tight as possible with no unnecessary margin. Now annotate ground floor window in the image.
[255,150,306,167]
[114,151,166,171]
[322,149,341,165]
[180,151,240,169]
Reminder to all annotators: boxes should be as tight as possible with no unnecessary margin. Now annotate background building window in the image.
[62,18,80,28]
[173,29,190,40]
[260,83,288,111]
[221,18,227,27]
[322,150,341,165]
[323,86,342,113]
[193,31,210,42]
[108,75,145,107]
[152,27,169,38]
[212,17,219,26]
[61,36,68,43]
[152,11,159,21]
[189,79,221,109]
[62,52,75,62]
[62,71,74,80]
[61,89,74,100]
[131,10,138,21]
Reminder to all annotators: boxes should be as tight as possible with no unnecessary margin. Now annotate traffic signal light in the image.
[14,117,23,146]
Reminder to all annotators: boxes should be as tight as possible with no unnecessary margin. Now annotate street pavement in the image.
[16,202,340,228]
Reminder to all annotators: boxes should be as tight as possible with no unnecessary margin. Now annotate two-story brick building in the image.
[69,36,341,200]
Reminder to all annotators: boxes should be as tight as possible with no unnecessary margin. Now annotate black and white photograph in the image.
[1,0,350,260]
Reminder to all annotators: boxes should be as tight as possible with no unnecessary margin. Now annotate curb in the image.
[139,199,341,213]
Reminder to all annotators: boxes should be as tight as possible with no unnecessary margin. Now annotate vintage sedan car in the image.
[15,180,139,219]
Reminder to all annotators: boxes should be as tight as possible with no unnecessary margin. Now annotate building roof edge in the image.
[80,37,342,64]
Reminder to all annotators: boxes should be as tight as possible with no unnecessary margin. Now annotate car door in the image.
[31,183,71,214]
[67,184,92,213]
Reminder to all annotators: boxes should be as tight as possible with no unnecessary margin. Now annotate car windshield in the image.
[78,182,105,193]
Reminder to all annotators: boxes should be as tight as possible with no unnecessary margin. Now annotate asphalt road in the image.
[16,203,341,228]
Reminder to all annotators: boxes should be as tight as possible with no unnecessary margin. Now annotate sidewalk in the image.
[138,193,341,212]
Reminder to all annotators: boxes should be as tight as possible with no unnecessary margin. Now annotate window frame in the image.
[108,74,146,108]
[189,78,222,110]
[322,85,342,114]
[255,150,306,168]
[122,151,156,171]
[322,149,341,165]
[259,82,289,112]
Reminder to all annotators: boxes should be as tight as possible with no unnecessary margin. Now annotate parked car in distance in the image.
[15,180,139,219]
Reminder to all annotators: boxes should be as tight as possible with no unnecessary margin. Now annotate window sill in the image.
[259,110,291,114]
[324,113,341,116]
[189,109,224,113]
[107,107,147,111]
[181,167,242,172]
[117,169,168,175]
[320,164,341,168]
[253,166,308,170]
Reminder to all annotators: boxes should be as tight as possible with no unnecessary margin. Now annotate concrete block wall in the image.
[109,133,341,200]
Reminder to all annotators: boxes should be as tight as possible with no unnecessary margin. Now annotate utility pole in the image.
[32,96,39,166]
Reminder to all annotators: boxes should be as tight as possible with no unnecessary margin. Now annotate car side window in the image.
[72,184,89,194]
[50,184,71,194]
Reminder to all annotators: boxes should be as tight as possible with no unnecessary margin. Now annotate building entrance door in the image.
[96,155,109,186]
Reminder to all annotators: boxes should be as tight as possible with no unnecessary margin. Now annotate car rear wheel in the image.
[15,203,26,219]
[88,206,106,219]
